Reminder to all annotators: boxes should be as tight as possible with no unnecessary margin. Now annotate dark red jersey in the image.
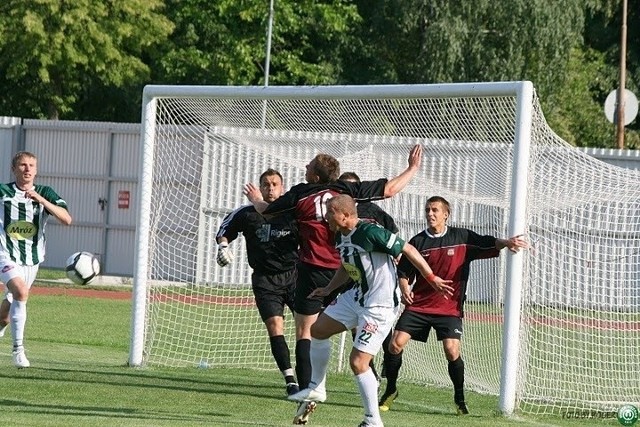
[397,226,499,317]
[263,179,387,268]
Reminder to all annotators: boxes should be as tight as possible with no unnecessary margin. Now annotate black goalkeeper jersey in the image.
[216,204,298,274]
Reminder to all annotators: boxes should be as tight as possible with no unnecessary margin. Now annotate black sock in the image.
[380,330,393,378]
[383,350,403,394]
[295,339,312,389]
[448,357,465,403]
[269,335,292,377]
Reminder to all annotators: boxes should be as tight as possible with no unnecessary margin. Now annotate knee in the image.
[349,355,370,375]
[388,340,404,355]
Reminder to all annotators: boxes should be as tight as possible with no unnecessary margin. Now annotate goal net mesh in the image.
[137,86,640,415]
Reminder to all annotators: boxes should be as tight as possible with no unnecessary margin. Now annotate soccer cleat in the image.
[378,389,398,412]
[293,400,317,425]
[12,347,30,368]
[287,387,327,403]
[456,401,469,415]
[286,382,300,396]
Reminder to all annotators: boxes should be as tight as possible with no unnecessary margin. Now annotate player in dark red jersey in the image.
[378,195,528,415]
[244,145,423,425]
[216,168,300,396]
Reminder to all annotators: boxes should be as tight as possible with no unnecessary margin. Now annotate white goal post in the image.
[130,82,640,417]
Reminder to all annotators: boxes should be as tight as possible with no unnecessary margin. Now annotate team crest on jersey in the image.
[447,248,455,256]
[6,221,37,240]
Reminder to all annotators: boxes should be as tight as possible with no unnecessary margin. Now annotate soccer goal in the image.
[129,82,640,416]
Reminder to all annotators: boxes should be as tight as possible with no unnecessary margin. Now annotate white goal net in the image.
[130,83,640,416]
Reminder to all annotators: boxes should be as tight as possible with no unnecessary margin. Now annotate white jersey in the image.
[335,221,404,308]
[0,182,68,266]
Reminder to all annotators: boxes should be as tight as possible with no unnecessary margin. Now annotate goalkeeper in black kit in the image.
[216,168,301,396]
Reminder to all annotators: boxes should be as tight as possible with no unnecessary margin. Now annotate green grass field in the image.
[0,279,625,426]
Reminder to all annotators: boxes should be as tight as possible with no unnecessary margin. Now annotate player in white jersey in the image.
[288,194,453,427]
[0,151,72,368]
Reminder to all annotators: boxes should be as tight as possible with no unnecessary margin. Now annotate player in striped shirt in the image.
[288,194,453,427]
[0,151,72,368]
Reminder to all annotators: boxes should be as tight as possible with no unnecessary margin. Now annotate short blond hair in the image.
[12,151,37,169]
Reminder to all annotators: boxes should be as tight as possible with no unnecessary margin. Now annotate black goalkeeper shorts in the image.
[252,269,296,321]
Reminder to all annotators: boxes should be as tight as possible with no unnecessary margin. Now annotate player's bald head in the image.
[327,194,357,216]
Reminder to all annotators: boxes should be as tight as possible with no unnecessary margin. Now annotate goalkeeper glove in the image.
[216,242,233,267]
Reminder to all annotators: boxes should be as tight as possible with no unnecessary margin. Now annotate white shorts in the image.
[0,256,39,303]
[322,288,399,356]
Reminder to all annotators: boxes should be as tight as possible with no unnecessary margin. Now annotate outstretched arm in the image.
[383,144,422,198]
[496,234,529,253]
[401,242,454,298]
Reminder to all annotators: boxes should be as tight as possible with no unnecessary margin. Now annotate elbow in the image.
[383,186,396,198]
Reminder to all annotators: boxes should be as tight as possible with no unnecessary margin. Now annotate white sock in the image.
[309,338,332,393]
[356,368,383,426]
[10,300,27,349]
[0,324,7,337]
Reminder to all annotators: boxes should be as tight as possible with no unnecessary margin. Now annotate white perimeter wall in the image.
[0,116,639,277]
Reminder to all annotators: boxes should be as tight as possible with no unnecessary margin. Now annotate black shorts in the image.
[294,262,338,316]
[394,310,463,341]
[252,269,296,322]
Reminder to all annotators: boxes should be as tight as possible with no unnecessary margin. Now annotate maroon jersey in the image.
[263,179,387,268]
[397,226,499,317]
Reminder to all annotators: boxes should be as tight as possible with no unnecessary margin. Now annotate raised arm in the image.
[383,144,422,198]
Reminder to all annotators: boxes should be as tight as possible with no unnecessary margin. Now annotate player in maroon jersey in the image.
[378,195,528,415]
[244,145,423,425]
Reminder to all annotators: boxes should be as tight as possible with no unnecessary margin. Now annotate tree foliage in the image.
[0,0,637,147]
[153,0,360,86]
[0,0,173,119]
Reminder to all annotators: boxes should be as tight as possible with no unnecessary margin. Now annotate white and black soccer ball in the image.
[65,252,100,285]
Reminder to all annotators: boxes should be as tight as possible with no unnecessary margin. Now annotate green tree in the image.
[0,0,173,120]
[153,0,360,86]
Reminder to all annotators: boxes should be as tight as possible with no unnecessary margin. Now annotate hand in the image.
[24,189,44,204]
[506,234,529,253]
[216,243,233,267]
[308,287,330,298]
[429,276,454,299]
[400,288,414,305]
[243,183,262,203]
[407,144,423,170]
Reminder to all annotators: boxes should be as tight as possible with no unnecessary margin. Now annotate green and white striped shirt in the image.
[0,183,68,266]
[335,221,404,308]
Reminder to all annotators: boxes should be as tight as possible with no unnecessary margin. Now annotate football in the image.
[65,252,100,285]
